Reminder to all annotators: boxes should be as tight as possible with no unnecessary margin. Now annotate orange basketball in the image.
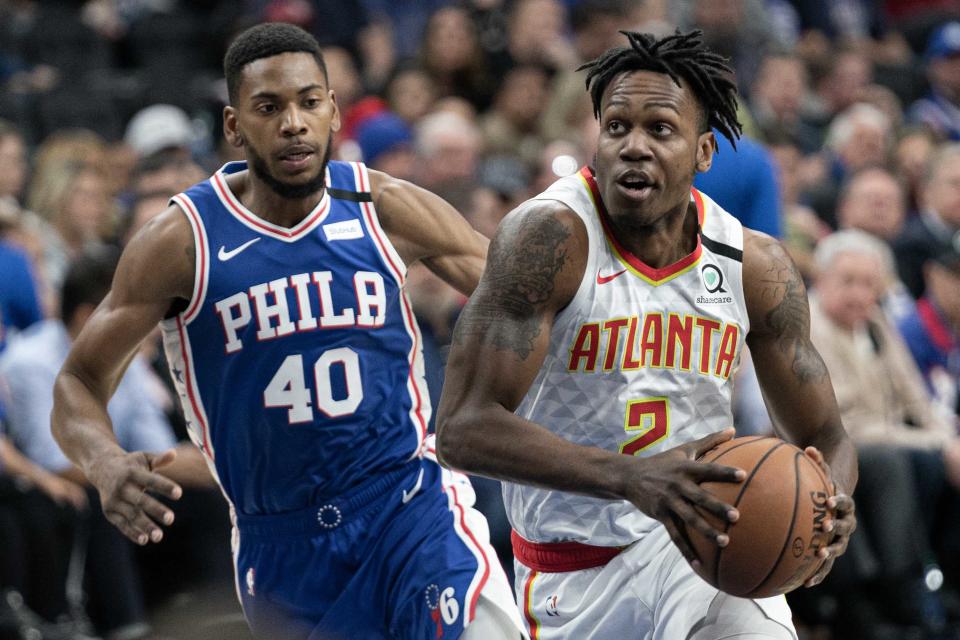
[688,436,833,598]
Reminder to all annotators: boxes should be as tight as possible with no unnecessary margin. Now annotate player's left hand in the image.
[87,448,183,546]
[802,446,856,588]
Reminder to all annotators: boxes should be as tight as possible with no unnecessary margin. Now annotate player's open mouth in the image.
[615,173,655,201]
[278,146,316,171]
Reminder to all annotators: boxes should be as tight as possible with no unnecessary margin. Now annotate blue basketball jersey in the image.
[161,161,431,515]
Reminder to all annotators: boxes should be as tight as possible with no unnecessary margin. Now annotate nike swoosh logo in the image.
[401,468,425,504]
[596,268,628,284]
[218,238,261,261]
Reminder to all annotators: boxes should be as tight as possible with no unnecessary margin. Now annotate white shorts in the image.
[514,525,797,640]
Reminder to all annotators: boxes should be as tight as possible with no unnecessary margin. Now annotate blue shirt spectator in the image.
[0,319,175,473]
[0,241,42,353]
[694,132,783,237]
[908,21,960,141]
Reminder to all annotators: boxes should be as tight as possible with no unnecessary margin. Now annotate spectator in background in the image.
[383,62,437,126]
[0,434,89,638]
[479,64,550,166]
[468,154,531,239]
[413,109,482,210]
[899,243,960,418]
[0,241,42,355]
[895,143,960,299]
[806,102,893,228]
[354,111,416,180]
[808,230,960,636]
[0,248,213,639]
[749,51,822,152]
[693,132,783,237]
[488,0,576,78]
[677,0,782,90]
[321,46,369,140]
[810,230,950,448]
[809,49,874,129]
[540,0,631,146]
[0,121,27,210]
[124,104,195,165]
[419,6,495,111]
[896,127,938,214]
[837,167,907,243]
[27,159,113,308]
[909,21,960,141]
[766,133,830,280]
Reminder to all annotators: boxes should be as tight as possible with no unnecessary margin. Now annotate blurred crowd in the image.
[2,0,960,639]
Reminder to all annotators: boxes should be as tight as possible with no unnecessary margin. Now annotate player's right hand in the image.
[620,428,745,569]
[87,448,183,545]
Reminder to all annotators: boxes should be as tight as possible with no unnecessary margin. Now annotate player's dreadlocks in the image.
[579,30,742,147]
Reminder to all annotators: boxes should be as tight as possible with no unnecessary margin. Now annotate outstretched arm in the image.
[436,202,745,564]
[370,170,488,296]
[52,206,194,545]
[743,229,858,586]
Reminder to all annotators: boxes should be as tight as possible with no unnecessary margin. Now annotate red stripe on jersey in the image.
[579,166,704,283]
[172,195,207,322]
[176,316,213,460]
[211,171,329,240]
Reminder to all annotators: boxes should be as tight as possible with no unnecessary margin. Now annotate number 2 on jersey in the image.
[263,348,363,423]
[620,397,670,455]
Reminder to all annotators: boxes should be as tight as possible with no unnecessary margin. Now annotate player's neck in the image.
[233,172,326,228]
[609,199,699,269]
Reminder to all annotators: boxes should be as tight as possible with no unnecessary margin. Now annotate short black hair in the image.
[60,245,119,325]
[579,30,742,148]
[223,22,328,104]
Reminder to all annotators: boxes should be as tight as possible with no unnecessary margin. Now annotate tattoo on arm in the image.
[757,240,828,384]
[453,213,570,359]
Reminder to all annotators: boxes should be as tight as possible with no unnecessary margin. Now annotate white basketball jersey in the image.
[503,167,750,547]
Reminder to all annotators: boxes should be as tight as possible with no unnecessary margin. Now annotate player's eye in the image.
[607,120,625,134]
[257,103,277,115]
[651,123,673,136]
[303,97,322,109]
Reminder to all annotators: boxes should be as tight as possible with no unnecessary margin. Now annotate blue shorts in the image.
[234,458,494,640]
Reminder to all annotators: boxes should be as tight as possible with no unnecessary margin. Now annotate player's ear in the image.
[328,89,342,133]
[223,106,244,148]
[696,131,715,173]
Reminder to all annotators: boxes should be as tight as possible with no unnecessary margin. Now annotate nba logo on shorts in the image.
[246,568,256,597]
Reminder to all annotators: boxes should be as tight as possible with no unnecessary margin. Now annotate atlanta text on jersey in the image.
[567,312,741,379]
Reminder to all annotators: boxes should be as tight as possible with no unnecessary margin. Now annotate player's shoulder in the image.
[741,228,792,277]
[740,228,809,331]
[117,203,195,302]
[496,197,587,255]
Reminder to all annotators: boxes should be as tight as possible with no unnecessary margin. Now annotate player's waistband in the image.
[235,460,422,538]
[511,530,625,572]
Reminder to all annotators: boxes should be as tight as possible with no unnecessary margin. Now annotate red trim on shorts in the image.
[449,483,489,622]
[511,530,623,573]
[523,570,541,639]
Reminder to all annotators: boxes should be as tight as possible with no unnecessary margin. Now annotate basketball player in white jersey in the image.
[436,30,858,639]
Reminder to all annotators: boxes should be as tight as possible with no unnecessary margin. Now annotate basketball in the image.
[688,436,833,599]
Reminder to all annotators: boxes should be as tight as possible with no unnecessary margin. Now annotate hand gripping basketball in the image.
[801,446,856,588]
[620,428,745,570]
[687,437,843,598]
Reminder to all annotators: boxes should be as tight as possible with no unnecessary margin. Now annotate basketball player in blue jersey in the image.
[437,31,858,639]
[51,23,526,640]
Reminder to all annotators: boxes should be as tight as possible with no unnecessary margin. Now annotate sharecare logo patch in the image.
[323,219,364,241]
